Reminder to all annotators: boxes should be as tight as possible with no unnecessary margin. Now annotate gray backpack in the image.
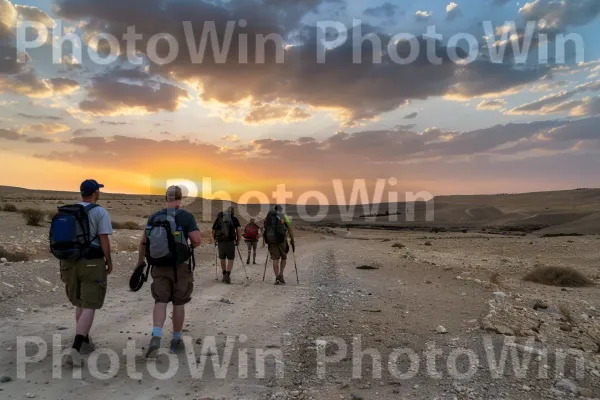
[214,211,235,241]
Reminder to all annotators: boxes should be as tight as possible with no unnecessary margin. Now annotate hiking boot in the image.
[253,260,257,265]
[246,259,250,265]
[146,336,161,358]
[274,278,280,285]
[224,274,231,284]
[221,273,226,283]
[80,337,96,355]
[278,275,286,284]
[64,348,83,368]
[169,339,184,354]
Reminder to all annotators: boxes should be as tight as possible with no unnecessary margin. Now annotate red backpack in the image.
[244,224,259,241]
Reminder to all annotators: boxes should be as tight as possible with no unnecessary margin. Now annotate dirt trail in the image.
[0,234,599,400]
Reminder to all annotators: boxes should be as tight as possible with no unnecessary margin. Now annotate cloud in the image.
[17,113,64,121]
[531,80,569,92]
[73,128,97,136]
[15,4,56,28]
[446,2,462,21]
[222,134,241,142]
[100,120,128,125]
[492,0,511,6]
[519,0,600,31]
[22,122,71,135]
[25,136,53,143]
[507,80,600,115]
[415,10,432,22]
[0,70,53,98]
[364,2,398,18]
[568,97,600,117]
[404,112,419,119]
[0,128,20,141]
[53,0,549,125]
[477,99,507,110]
[49,78,80,94]
[244,104,313,125]
[79,77,191,116]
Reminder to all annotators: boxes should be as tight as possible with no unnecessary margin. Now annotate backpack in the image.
[264,211,288,245]
[49,204,102,261]
[144,210,194,282]
[214,211,235,241]
[244,224,259,241]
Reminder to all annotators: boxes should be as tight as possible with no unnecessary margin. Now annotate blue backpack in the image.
[49,204,100,261]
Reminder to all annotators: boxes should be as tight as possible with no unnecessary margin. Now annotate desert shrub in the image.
[461,229,468,233]
[2,204,18,212]
[524,266,594,287]
[490,272,501,285]
[21,208,45,226]
[541,233,584,238]
[558,303,577,326]
[392,242,405,248]
[112,221,142,230]
[0,246,29,262]
[381,239,391,242]
[424,241,432,246]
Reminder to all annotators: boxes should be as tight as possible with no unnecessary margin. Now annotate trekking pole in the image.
[214,244,218,281]
[263,251,270,282]
[236,245,250,281]
[292,249,300,285]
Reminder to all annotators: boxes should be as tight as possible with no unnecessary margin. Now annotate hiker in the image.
[49,179,113,367]
[263,205,295,285]
[212,206,241,284]
[243,218,261,264]
[136,186,201,357]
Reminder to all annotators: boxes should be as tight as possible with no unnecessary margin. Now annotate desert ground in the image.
[0,187,599,400]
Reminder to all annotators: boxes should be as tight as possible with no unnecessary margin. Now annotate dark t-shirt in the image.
[212,214,241,242]
[147,208,199,241]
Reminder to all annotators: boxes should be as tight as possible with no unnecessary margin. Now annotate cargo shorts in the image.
[218,241,236,260]
[268,242,289,261]
[151,264,194,306]
[60,258,107,309]
[246,241,258,251]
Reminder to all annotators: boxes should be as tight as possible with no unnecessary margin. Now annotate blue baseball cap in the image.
[80,179,104,196]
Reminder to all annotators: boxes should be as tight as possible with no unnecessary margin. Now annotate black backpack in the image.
[49,204,101,261]
[214,211,235,241]
[264,211,288,245]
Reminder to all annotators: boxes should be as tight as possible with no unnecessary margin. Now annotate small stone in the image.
[0,376,12,383]
[0,258,7,263]
[350,394,363,400]
[436,326,448,334]
[25,393,36,398]
[522,385,532,391]
[580,388,593,398]
[555,378,580,395]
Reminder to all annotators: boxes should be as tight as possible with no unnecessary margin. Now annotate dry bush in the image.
[424,241,432,246]
[558,303,577,326]
[523,266,594,287]
[21,208,45,226]
[112,221,142,230]
[392,242,405,248]
[2,204,18,212]
[0,246,29,262]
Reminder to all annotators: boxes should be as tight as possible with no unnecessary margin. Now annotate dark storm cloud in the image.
[54,0,549,124]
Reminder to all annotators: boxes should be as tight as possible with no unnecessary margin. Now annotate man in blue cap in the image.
[61,179,113,367]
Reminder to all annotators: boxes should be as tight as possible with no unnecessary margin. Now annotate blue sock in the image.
[152,327,162,338]
[173,331,182,341]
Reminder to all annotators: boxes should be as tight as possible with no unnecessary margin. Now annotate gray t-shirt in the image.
[79,202,112,246]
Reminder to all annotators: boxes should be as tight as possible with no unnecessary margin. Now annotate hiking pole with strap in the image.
[263,250,269,282]
[236,244,250,281]
[292,249,300,285]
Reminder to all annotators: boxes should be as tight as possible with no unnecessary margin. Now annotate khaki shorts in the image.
[268,242,289,261]
[246,241,258,251]
[60,258,107,310]
[151,264,194,306]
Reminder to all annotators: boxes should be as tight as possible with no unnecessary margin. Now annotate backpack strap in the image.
[83,203,100,245]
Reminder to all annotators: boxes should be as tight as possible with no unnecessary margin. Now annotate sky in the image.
[1,0,600,203]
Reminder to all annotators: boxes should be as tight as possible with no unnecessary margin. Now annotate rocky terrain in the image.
[0,188,599,399]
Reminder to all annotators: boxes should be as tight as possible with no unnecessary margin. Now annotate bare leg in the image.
[220,259,226,272]
[172,305,185,333]
[280,259,287,276]
[153,303,168,329]
[75,307,83,323]
[272,259,280,276]
[75,309,95,337]
[226,259,234,272]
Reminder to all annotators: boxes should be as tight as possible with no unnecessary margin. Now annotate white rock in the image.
[0,257,7,263]
[436,326,448,334]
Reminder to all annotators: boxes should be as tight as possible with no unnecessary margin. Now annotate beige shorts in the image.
[151,264,194,306]
[268,242,289,261]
